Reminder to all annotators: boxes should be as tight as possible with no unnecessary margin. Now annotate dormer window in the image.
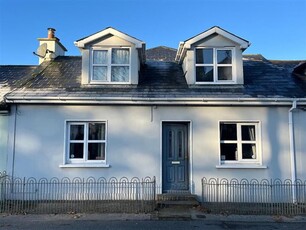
[195,48,233,83]
[91,48,130,83]
[75,27,145,85]
[175,26,250,85]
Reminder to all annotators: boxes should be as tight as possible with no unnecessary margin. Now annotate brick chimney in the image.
[37,28,67,64]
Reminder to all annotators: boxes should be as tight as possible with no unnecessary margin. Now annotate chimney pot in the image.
[47,28,56,39]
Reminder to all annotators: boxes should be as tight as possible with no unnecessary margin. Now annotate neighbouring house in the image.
[0,65,37,172]
[1,26,306,200]
[146,46,177,62]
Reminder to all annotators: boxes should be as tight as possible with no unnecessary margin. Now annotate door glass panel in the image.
[178,131,183,158]
[168,131,173,158]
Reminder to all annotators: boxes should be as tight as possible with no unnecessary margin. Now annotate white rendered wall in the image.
[6,104,306,197]
[0,115,8,172]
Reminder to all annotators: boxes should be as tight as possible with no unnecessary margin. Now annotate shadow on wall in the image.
[0,116,8,172]
[11,105,159,180]
[266,107,286,179]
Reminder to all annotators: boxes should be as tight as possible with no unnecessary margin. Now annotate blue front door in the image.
[162,122,189,192]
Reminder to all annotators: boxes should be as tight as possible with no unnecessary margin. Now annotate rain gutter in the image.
[4,96,306,106]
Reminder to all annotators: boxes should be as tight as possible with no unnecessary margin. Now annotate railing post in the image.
[201,178,203,203]
[216,178,219,203]
[22,177,26,213]
[153,176,156,201]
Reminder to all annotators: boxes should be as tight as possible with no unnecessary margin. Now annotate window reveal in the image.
[91,48,130,83]
[67,122,106,163]
[196,48,233,83]
[220,122,258,163]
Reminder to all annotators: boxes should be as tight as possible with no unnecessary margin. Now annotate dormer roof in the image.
[74,27,145,48]
[175,26,250,63]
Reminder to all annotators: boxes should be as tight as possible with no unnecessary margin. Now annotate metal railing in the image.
[202,177,306,215]
[0,175,156,214]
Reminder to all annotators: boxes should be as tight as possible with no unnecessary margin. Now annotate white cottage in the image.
[2,27,306,199]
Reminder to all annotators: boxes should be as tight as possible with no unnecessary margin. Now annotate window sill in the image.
[88,82,132,85]
[216,164,267,169]
[59,163,110,168]
[195,82,237,85]
[83,84,137,88]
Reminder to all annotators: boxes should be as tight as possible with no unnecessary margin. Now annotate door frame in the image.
[160,120,193,194]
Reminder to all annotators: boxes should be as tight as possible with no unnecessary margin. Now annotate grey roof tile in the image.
[2,55,306,102]
[146,46,177,62]
[0,65,37,104]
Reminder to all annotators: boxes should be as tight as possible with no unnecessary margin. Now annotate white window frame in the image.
[219,121,262,165]
[90,47,131,84]
[195,47,235,84]
[61,120,108,167]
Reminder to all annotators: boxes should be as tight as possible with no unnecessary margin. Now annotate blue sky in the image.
[0,0,305,65]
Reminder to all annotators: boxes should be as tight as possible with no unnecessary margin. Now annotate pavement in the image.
[1,207,306,223]
[2,214,306,230]
[153,205,306,222]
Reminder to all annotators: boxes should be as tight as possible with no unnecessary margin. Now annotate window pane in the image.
[220,143,237,160]
[242,125,256,141]
[88,143,105,160]
[217,50,232,64]
[89,123,105,140]
[112,48,130,64]
[196,66,213,82]
[111,66,129,82]
[196,49,213,64]
[218,67,232,80]
[69,143,84,159]
[242,144,256,159]
[93,66,107,81]
[220,124,237,140]
[70,125,84,140]
[93,50,108,64]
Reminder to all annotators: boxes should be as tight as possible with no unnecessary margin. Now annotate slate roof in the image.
[146,46,177,62]
[2,55,306,103]
[0,65,37,105]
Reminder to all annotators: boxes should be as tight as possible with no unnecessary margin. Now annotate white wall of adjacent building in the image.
[0,115,8,173]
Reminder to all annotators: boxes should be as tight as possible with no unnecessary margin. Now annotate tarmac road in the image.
[1,214,306,230]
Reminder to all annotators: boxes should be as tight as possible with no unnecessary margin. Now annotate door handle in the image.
[171,161,180,164]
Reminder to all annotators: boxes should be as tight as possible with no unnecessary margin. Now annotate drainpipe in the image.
[288,100,297,203]
[10,105,18,180]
